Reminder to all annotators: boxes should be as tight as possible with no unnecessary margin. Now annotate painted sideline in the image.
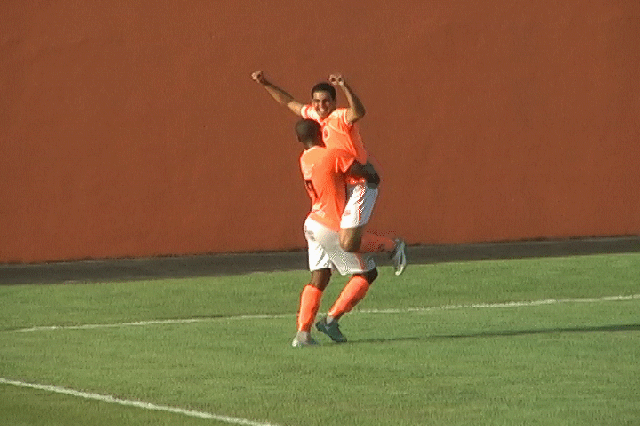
[0,378,282,426]
[10,294,640,333]
[361,294,640,314]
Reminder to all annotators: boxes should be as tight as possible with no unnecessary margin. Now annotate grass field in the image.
[1,253,639,425]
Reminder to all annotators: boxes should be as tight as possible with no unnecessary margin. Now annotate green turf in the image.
[1,253,639,425]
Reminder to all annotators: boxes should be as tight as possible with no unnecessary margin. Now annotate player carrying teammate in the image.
[293,118,386,347]
[251,71,407,276]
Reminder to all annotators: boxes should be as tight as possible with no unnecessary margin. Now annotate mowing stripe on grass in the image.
[0,377,282,426]
[9,294,639,333]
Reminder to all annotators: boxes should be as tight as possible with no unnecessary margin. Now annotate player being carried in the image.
[251,70,407,276]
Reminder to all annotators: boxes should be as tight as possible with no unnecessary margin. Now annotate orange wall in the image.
[1,1,639,263]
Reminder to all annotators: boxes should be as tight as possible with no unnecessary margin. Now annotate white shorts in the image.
[304,217,376,275]
[340,183,378,229]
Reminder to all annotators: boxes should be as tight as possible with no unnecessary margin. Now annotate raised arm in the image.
[329,74,366,124]
[251,71,305,116]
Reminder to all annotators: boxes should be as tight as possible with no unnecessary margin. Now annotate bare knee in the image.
[310,268,332,291]
[339,227,363,252]
[357,268,378,285]
[340,238,361,252]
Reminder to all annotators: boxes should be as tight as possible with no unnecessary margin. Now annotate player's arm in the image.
[347,161,380,187]
[251,71,305,116]
[329,74,366,124]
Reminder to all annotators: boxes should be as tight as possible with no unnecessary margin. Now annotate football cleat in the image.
[315,316,347,343]
[391,238,407,276]
[291,331,319,347]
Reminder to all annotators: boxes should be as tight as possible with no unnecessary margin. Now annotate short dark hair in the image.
[311,82,336,101]
[295,119,321,143]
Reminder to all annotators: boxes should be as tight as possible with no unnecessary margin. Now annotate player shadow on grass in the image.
[348,323,640,344]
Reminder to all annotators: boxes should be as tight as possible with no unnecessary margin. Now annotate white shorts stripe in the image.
[340,183,378,229]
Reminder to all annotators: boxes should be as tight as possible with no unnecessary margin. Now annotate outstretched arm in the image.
[251,71,305,116]
[329,74,366,124]
[347,161,380,187]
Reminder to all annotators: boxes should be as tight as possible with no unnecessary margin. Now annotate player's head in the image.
[295,119,323,149]
[311,82,336,119]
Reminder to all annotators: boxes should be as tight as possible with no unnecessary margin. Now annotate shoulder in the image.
[330,108,348,118]
[301,146,326,163]
[329,108,352,126]
[300,148,324,177]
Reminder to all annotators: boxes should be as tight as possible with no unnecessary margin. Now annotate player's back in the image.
[300,147,355,231]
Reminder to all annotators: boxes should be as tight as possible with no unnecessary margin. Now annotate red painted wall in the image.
[1,0,639,263]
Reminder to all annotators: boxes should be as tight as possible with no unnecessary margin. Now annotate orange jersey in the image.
[301,105,368,165]
[300,147,356,231]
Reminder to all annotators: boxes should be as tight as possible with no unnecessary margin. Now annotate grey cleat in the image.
[391,238,407,276]
[291,331,319,347]
[315,316,347,343]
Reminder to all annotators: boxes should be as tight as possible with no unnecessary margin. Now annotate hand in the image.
[251,70,267,84]
[328,74,345,86]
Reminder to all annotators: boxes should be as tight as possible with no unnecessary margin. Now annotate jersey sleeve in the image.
[334,108,353,130]
[301,105,318,120]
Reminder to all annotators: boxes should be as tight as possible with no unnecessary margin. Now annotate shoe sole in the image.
[292,339,318,347]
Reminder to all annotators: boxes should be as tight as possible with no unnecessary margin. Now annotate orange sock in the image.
[328,275,370,319]
[297,284,323,332]
[360,232,395,253]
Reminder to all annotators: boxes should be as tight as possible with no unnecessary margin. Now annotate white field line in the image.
[0,378,282,426]
[10,294,640,333]
[360,294,640,314]
[12,314,290,333]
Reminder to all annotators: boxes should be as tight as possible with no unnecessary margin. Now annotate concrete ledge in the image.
[1,236,639,285]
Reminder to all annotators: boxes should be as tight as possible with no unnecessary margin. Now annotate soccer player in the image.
[251,71,407,276]
[293,118,383,347]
